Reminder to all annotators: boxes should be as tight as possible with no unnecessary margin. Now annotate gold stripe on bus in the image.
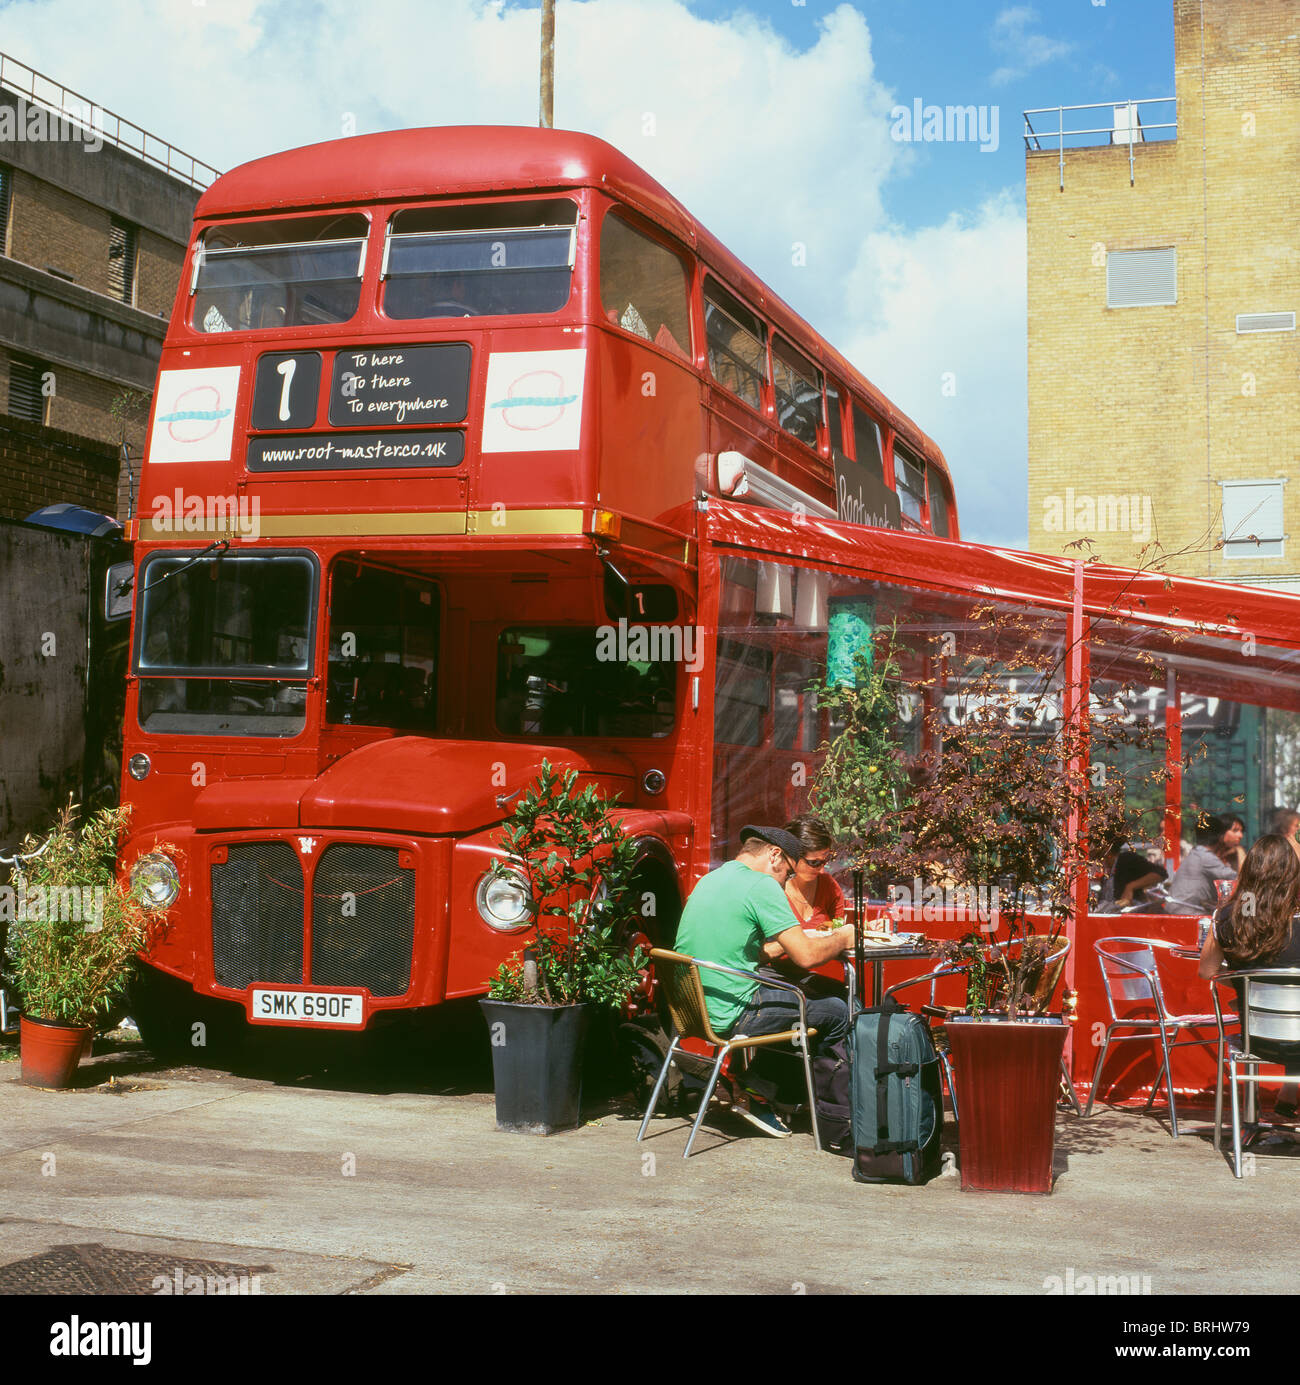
[465,508,587,535]
[138,513,469,540]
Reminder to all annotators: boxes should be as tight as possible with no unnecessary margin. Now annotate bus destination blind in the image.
[328,343,471,426]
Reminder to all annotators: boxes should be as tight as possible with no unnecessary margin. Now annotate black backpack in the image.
[850,1002,944,1185]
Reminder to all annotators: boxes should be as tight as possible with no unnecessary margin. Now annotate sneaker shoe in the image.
[732,1092,792,1138]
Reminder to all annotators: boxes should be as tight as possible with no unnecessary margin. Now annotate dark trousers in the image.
[726,982,850,1107]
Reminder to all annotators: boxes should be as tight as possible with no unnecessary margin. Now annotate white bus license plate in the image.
[250,989,365,1026]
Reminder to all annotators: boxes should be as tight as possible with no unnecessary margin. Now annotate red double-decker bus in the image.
[119,125,959,1054]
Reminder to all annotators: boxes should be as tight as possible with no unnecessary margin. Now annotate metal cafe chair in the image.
[1085,937,1221,1138]
[1210,967,1300,1178]
[636,948,820,1159]
[884,937,1079,1122]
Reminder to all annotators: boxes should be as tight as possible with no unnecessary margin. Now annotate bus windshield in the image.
[134,551,315,736]
[192,213,368,333]
[383,198,577,320]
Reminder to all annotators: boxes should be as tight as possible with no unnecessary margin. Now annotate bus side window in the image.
[771,336,822,450]
[703,277,766,412]
[927,464,951,538]
[599,210,692,361]
[893,442,927,525]
[851,402,885,479]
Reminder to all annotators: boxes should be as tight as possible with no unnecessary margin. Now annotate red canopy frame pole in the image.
[1164,666,1182,872]
[1063,561,1090,1061]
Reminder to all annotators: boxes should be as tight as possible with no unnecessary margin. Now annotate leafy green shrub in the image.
[486,762,646,1009]
[2,803,169,1027]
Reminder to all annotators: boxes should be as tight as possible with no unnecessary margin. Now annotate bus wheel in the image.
[128,965,246,1068]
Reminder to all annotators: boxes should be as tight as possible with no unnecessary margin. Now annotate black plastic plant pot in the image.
[479,999,592,1135]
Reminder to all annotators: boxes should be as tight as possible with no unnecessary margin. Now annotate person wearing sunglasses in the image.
[779,815,846,930]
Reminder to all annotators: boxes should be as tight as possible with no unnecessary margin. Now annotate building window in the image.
[1236,312,1295,334]
[704,278,765,411]
[598,210,691,360]
[1106,247,1176,307]
[1221,480,1284,560]
[108,217,138,305]
[0,164,11,257]
[8,356,47,423]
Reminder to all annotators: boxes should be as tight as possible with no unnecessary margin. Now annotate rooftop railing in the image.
[0,50,220,190]
[1023,98,1176,189]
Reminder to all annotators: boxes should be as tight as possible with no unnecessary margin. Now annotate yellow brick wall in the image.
[8,167,185,311]
[1027,0,1300,585]
[137,226,185,318]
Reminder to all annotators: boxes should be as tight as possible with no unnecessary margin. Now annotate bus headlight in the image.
[131,852,180,910]
[476,868,531,930]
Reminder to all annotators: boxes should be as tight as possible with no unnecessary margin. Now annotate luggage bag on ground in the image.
[850,1001,943,1184]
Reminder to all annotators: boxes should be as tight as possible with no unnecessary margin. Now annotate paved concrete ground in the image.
[1,1009,1297,1296]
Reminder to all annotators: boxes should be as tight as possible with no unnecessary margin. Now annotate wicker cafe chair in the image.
[1210,967,1300,1178]
[636,948,820,1159]
[1084,937,1221,1138]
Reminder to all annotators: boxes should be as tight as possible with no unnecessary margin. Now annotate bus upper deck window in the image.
[704,278,766,411]
[382,198,578,321]
[598,210,691,360]
[191,213,368,333]
[771,336,823,449]
[893,442,927,524]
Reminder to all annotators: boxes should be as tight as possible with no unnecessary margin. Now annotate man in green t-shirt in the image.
[674,825,855,1137]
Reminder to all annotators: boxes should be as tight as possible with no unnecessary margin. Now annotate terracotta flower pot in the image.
[943,1016,1068,1194]
[20,1015,93,1088]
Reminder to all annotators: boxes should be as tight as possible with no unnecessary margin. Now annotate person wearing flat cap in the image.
[673,824,856,1137]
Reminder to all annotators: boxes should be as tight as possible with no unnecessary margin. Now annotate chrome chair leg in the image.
[683,1044,731,1159]
[1084,1029,1114,1116]
[1059,1058,1082,1116]
[940,1051,959,1123]
[1157,1025,1179,1138]
[1229,1056,1243,1178]
[794,1026,822,1153]
[637,1035,680,1142]
[1213,1033,1225,1151]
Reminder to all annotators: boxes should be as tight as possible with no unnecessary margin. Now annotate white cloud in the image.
[0,0,1029,544]
[845,194,1028,547]
[990,5,1073,87]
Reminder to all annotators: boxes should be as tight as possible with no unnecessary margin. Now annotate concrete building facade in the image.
[1026,0,1299,589]
[0,59,213,521]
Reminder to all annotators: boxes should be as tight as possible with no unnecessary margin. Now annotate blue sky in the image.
[0,0,1181,547]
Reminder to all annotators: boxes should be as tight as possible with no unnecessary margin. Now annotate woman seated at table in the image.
[757,815,846,990]
[1198,832,1300,1121]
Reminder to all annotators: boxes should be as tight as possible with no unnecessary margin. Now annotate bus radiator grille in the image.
[309,844,414,998]
[211,843,305,989]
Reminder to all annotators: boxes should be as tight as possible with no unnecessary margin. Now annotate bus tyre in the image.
[128,966,245,1067]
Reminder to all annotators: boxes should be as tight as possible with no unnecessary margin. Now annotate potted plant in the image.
[808,618,913,991]
[882,602,1163,1192]
[481,762,646,1134]
[2,803,169,1088]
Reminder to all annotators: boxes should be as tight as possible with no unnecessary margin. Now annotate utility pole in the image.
[540,0,555,128]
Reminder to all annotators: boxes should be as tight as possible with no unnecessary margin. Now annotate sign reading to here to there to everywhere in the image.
[328,344,471,427]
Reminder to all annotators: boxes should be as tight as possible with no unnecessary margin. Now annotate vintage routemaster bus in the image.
[118,125,960,1054]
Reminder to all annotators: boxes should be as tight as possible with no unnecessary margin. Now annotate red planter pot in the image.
[943,1017,1068,1194]
[19,1015,93,1088]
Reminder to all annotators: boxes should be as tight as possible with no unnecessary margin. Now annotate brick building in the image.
[1025,0,1299,590]
[0,55,215,521]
